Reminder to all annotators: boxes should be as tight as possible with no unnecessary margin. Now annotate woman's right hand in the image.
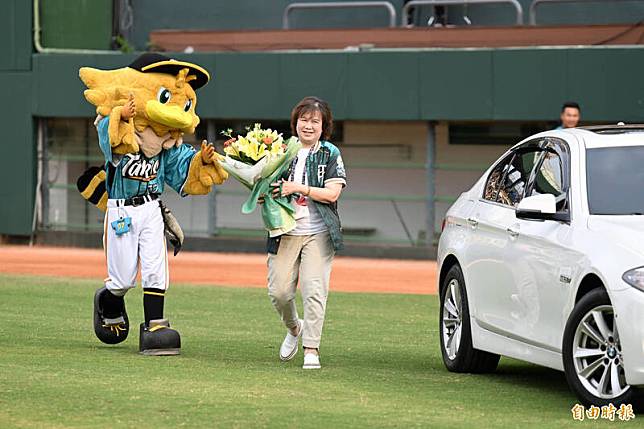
[270,181,282,198]
[258,181,284,205]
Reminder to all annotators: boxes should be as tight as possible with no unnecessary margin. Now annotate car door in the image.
[465,141,545,335]
[504,138,580,351]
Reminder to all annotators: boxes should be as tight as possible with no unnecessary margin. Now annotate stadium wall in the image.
[0,0,34,235]
[126,0,644,49]
[10,46,644,243]
[5,0,644,239]
[6,46,644,237]
[31,48,644,122]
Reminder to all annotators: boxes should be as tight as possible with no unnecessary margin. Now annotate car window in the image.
[484,150,540,207]
[587,146,644,215]
[528,151,567,210]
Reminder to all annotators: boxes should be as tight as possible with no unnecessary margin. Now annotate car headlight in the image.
[622,267,644,292]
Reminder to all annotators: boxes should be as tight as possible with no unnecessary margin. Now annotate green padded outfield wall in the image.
[32,47,644,123]
[0,74,34,235]
[1,0,32,71]
[0,0,34,235]
[40,0,112,50]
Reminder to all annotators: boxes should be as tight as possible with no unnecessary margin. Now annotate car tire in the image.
[562,288,642,408]
[439,263,500,373]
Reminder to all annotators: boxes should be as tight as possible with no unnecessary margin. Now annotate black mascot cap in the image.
[128,53,210,90]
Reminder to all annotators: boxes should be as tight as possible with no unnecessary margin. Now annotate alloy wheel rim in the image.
[442,278,463,360]
[572,304,630,399]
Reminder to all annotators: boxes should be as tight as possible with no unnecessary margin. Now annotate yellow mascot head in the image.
[79,53,210,138]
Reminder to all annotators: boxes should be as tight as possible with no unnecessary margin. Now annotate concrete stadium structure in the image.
[3,0,644,257]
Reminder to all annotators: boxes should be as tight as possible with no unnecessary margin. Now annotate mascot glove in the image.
[184,151,229,195]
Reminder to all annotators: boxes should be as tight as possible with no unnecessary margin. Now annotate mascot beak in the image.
[145,100,193,130]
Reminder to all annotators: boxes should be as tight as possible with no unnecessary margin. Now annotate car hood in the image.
[587,216,644,259]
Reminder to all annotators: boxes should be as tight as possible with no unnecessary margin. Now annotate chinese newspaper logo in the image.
[571,403,635,421]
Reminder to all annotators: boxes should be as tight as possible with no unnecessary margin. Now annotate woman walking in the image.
[267,96,347,369]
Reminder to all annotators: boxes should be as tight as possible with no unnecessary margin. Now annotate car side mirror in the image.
[516,194,570,222]
[518,194,556,213]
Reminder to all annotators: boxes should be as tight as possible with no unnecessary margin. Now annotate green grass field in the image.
[0,274,634,428]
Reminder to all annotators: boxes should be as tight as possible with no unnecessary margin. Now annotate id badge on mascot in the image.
[111,216,132,235]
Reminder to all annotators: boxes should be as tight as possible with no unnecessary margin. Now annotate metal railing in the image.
[282,1,397,29]
[529,0,644,25]
[402,0,524,26]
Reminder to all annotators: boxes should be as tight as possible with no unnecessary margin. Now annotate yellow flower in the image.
[222,123,287,163]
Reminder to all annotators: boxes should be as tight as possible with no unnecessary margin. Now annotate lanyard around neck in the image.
[289,141,318,184]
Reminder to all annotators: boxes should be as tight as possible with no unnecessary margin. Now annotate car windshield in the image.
[587,146,644,215]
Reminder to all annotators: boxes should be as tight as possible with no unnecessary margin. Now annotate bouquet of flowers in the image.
[219,123,301,237]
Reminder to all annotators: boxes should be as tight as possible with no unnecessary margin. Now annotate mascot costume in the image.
[77,53,227,355]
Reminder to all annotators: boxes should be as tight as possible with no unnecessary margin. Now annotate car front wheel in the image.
[563,288,640,407]
[439,263,500,373]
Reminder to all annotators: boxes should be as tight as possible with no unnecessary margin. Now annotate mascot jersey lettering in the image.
[97,116,195,199]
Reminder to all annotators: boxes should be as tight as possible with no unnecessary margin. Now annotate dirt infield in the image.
[0,245,437,295]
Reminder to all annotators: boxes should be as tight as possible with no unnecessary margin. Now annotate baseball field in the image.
[0,246,630,428]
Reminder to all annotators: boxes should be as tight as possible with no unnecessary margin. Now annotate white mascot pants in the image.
[103,198,168,296]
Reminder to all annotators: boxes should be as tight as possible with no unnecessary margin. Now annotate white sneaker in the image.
[279,319,303,362]
[303,352,321,370]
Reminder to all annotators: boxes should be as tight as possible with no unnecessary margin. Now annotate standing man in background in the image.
[557,101,581,129]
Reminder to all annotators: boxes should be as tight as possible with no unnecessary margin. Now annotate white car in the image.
[437,125,644,407]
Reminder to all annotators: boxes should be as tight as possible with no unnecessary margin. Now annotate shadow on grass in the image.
[493,360,571,393]
[90,343,136,354]
[329,345,575,398]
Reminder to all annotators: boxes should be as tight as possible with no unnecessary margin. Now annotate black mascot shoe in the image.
[139,319,181,356]
[93,287,129,344]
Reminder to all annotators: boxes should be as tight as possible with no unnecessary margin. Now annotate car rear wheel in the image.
[440,264,500,373]
[563,288,640,407]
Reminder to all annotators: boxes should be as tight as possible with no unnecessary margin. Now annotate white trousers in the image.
[103,199,168,296]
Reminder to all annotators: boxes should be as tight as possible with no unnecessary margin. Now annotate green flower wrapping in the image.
[220,136,301,237]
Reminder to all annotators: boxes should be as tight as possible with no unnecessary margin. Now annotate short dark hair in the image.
[290,96,334,141]
[561,101,581,113]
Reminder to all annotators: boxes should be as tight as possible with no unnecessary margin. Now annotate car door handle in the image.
[467,217,478,228]
[506,227,519,238]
